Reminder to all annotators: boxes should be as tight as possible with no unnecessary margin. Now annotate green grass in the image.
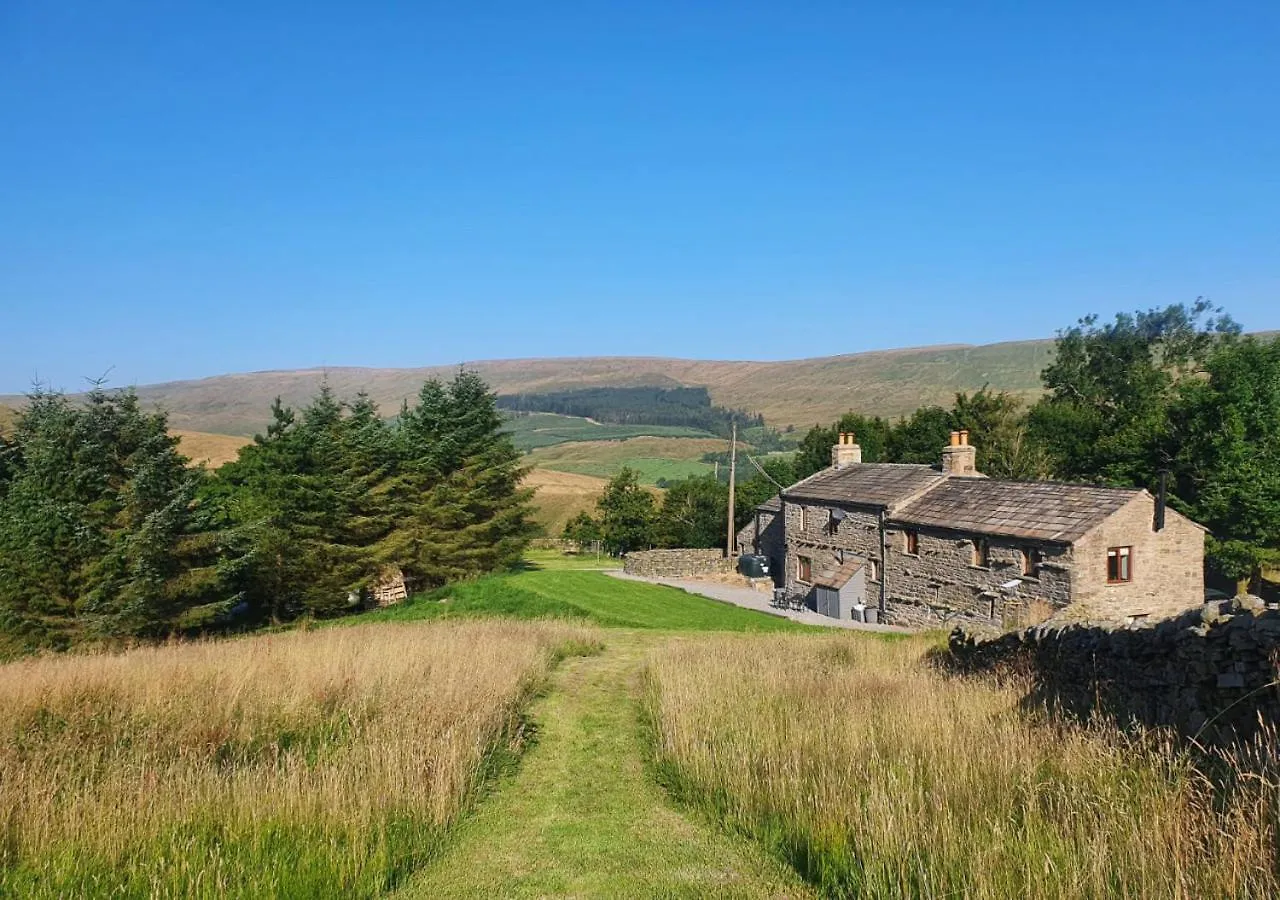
[359,570,809,633]
[396,633,815,898]
[503,412,715,451]
[522,547,621,570]
[537,456,713,483]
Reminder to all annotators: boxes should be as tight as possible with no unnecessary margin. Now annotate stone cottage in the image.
[777,431,1206,629]
[736,494,784,582]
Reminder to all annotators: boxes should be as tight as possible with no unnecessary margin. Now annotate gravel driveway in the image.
[607,572,913,633]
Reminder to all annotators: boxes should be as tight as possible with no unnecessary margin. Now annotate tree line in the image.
[562,454,796,555]
[0,371,535,650]
[569,301,1280,593]
[497,386,763,437]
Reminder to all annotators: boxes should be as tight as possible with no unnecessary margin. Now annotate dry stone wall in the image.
[944,597,1280,745]
[623,549,736,578]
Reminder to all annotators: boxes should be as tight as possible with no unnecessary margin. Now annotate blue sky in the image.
[2,1,1277,394]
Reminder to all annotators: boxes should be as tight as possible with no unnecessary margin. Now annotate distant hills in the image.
[0,339,1064,436]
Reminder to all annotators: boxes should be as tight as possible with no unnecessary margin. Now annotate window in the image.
[1020,547,1041,576]
[867,559,879,582]
[903,530,919,555]
[1107,546,1132,584]
[798,506,806,531]
[797,555,812,584]
[971,539,989,568]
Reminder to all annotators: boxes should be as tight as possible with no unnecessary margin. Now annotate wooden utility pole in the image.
[725,421,737,558]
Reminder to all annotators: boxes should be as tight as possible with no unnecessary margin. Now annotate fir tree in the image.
[0,387,233,645]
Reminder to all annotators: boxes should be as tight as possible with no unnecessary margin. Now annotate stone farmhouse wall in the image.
[781,492,1205,630]
[623,549,735,578]
[1071,494,1204,620]
[883,524,1073,630]
[944,598,1280,746]
[737,509,784,561]
[783,500,881,597]
[783,498,1075,630]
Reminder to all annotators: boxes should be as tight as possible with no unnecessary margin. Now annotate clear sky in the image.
[2,1,1277,394]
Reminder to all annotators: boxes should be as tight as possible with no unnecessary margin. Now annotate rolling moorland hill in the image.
[0,339,1060,436]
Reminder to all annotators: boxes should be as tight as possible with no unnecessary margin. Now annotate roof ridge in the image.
[946,476,1143,494]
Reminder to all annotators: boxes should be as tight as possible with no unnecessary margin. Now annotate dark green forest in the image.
[497,386,763,437]
[0,371,534,651]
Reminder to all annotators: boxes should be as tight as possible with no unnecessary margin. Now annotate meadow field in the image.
[519,468,611,535]
[3,558,1277,897]
[171,429,252,468]
[0,619,597,898]
[645,633,1280,899]
[502,411,715,451]
[526,435,729,483]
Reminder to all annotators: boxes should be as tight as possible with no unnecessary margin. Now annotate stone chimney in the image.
[941,430,979,476]
[831,432,862,469]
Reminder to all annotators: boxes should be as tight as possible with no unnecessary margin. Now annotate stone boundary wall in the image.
[944,597,1280,745]
[623,549,736,578]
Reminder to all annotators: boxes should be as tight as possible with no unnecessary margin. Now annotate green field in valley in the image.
[503,412,715,451]
[535,456,713,483]
[525,434,729,484]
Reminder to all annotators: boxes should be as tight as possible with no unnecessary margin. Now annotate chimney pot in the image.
[941,432,979,476]
[831,433,862,468]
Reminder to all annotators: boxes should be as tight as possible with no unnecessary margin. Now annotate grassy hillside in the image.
[527,435,728,484]
[0,403,15,437]
[0,339,1062,436]
[504,411,713,451]
[522,468,610,535]
[361,569,807,632]
[7,333,1277,437]
[172,429,251,468]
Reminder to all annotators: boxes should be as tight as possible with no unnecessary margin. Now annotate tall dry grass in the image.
[645,634,1280,899]
[0,619,598,898]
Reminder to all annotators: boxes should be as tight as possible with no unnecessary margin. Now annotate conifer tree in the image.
[216,386,387,621]
[386,371,536,587]
[0,387,233,645]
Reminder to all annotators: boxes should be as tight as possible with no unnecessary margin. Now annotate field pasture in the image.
[503,411,714,451]
[646,633,1280,899]
[0,619,597,898]
[1,558,1277,897]
[171,429,252,468]
[526,435,732,483]
[520,468,612,535]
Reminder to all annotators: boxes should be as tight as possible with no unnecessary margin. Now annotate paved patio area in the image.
[607,572,913,633]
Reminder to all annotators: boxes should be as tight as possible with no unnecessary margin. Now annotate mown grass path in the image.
[398,632,813,899]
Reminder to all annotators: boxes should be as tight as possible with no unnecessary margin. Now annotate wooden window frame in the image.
[1020,547,1041,577]
[1106,546,1133,584]
[971,539,990,568]
[797,555,812,585]
[903,529,919,556]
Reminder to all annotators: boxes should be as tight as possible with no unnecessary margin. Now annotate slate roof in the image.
[892,478,1141,543]
[784,464,944,509]
[756,494,782,513]
[813,557,865,590]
